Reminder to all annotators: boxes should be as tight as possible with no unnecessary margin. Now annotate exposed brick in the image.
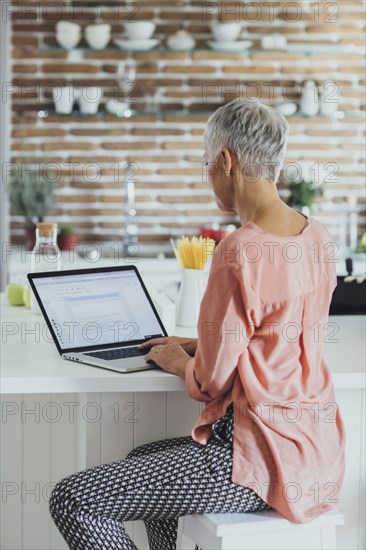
[43,64,99,74]
[251,52,306,61]
[102,141,157,150]
[304,129,358,137]
[11,128,66,138]
[42,142,98,151]
[12,64,38,73]
[70,129,128,136]
[68,156,123,163]
[131,128,185,136]
[162,141,202,150]
[192,52,249,61]
[157,195,211,203]
[157,168,202,176]
[134,52,187,61]
[44,115,100,123]
[85,51,128,60]
[56,195,96,203]
[127,155,182,163]
[164,65,217,74]
[306,25,361,33]
[223,66,277,74]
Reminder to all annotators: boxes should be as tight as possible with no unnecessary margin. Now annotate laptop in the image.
[27,265,168,373]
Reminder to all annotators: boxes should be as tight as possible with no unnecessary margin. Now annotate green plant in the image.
[7,161,57,225]
[287,178,323,208]
[355,233,366,253]
[60,225,74,235]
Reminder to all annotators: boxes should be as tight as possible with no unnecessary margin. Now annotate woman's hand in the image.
[139,336,197,356]
[143,343,191,379]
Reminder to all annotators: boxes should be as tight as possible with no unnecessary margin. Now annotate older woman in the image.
[49,99,346,549]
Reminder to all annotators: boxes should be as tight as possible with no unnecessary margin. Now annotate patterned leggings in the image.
[49,404,272,549]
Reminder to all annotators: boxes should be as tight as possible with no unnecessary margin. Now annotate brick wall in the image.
[9,0,366,244]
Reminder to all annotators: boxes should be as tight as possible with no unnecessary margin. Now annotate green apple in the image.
[23,286,31,309]
[6,283,25,306]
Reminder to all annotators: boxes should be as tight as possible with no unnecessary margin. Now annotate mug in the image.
[77,86,102,115]
[52,85,77,114]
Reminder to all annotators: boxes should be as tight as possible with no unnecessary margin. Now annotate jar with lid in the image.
[30,222,61,314]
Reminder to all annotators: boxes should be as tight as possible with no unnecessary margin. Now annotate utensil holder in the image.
[176,268,206,327]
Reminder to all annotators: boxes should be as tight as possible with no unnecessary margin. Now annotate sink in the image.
[77,241,175,261]
[329,276,366,315]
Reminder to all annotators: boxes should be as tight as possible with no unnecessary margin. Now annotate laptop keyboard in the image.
[84,347,146,361]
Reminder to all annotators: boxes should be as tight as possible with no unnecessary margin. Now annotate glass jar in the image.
[30,222,61,314]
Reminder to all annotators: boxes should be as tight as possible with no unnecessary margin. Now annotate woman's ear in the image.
[220,148,233,176]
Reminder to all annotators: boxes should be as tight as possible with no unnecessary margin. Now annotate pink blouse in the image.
[185,213,346,524]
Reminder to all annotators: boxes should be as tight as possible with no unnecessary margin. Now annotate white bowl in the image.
[106,100,129,115]
[56,31,81,49]
[56,21,81,34]
[210,21,241,42]
[85,24,111,50]
[124,21,155,40]
[114,38,160,51]
[85,23,111,35]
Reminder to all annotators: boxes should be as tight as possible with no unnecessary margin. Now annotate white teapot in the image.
[167,30,196,51]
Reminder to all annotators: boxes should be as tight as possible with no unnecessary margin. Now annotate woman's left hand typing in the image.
[144,343,190,379]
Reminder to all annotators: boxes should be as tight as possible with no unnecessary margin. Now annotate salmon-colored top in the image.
[185,212,346,524]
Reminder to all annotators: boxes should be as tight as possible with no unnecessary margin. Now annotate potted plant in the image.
[7,161,57,250]
[58,225,78,251]
[284,163,324,214]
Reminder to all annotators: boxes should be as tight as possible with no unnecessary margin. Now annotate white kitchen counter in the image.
[1,291,364,394]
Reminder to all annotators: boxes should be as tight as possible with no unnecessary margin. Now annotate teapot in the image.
[167,30,196,51]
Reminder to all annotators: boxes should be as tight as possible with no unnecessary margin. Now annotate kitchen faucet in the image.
[122,162,139,253]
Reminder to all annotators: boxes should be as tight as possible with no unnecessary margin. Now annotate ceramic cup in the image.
[85,23,111,50]
[124,21,155,40]
[210,21,241,41]
[77,85,102,114]
[55,21,81,49]
[52,85,78,114]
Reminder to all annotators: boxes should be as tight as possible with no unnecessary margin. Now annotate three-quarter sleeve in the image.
[185,260,255,402]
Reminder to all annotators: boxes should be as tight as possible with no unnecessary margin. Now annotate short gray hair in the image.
[204,99,289,183]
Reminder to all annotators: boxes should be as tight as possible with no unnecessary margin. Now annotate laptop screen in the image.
[30,268,166,353]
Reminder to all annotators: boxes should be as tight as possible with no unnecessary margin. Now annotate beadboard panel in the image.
[1,388,364,549]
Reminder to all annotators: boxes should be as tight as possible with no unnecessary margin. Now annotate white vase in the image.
[299,80,319,117]
[176,268,206,328]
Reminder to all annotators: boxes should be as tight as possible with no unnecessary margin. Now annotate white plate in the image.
[207,40,252,52]
[114,38,160,51]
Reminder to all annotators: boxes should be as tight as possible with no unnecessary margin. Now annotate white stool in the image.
[176,509,344,550]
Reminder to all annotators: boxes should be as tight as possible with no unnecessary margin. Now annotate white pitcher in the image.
[176,268,207,328]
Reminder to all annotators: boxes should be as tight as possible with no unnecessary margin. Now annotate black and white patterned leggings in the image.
[49,403,272,549]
